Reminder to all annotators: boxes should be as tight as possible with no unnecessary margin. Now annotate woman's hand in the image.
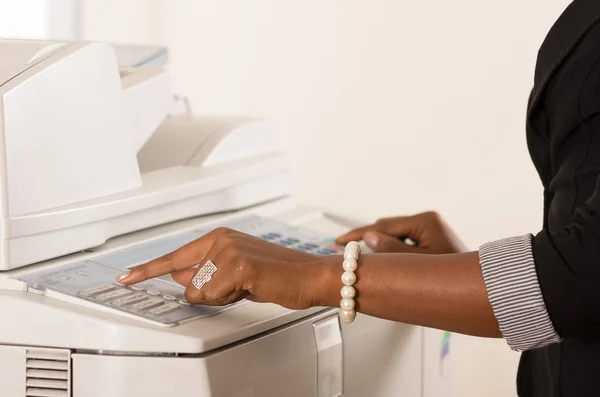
[116,222,500,338]
[336,211,467,254]
[116,227,337,309]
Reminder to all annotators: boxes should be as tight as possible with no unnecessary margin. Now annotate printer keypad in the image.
[19,215,364,326]
[72,233,353,324]
[270,236,344,256]
[77,282,190,319]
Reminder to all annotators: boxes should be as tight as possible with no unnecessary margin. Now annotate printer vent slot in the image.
[25,349,71,397]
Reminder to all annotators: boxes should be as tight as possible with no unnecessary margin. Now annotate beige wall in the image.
[0,0,79,39]
[82,1,572,396]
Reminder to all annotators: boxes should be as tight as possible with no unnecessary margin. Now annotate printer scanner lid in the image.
[0,39,289,271]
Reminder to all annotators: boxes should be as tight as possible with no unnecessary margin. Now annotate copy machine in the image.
[0,39,452,397]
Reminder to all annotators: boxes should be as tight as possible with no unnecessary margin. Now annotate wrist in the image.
[308,255,343,308]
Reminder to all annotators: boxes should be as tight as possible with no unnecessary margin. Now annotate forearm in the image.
[314,252,501,338]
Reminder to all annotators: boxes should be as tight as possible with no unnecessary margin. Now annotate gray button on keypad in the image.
[78,284,116,297]
[96,288,132,302]
[130,297,164,311]
[111,293,148,307]
[147,302,181,316]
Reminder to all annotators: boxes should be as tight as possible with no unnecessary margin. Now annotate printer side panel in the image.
[1,42,142,218]
[0,103,9,267]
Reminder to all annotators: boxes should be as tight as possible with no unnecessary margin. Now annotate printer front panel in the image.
[70,310,339,397]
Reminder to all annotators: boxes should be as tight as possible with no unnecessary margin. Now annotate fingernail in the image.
[116,270,131,281]
[363,232,379,248]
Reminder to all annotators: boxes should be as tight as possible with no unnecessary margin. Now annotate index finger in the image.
[116,228,228,285]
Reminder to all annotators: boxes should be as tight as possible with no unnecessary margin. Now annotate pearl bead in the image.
[345,241,361,254]
[340,298,355,311]
[341,271,356,286]
[341,285,355,299]
[342,258,357,272]
[340,309,356,324]
[344,249,359,261]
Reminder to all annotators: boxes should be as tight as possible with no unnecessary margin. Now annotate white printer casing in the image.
[0,39,453,397]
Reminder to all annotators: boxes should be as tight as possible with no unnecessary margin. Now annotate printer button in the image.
[130,297,164,311]
[95,288,133,302]
[78,284,116,297]
[162,295,176,301]
[111,293,148,307]
[146,302,181,316]
[147,290,161,296]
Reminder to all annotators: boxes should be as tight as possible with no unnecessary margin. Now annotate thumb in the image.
[363,231,418,253]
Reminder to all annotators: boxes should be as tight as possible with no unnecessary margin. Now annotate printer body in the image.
[0,40,452,397]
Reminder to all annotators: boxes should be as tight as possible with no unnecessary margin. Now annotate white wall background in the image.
[0,0,79,40]
[33,0,574,395]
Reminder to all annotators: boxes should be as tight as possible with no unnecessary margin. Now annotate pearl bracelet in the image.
[340,241,360,324]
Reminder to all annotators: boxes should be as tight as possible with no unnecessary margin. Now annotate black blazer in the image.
[520,1,600,396]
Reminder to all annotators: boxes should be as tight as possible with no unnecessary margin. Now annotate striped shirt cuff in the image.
[479,234,562,352]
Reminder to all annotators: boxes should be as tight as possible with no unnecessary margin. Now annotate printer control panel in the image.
[14,215,350,326]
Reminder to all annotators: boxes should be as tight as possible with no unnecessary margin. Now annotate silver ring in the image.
[191,260,218,290]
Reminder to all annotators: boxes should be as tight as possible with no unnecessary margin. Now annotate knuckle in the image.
[214,226,232,234]
[237,257,255,278]
[140,265,152,279]
[184,289,199,303]
[161,252,175,263]
[202,289,220,302]
[215,233,236,249]
[423,211,442,223]
[222,245,242,262]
